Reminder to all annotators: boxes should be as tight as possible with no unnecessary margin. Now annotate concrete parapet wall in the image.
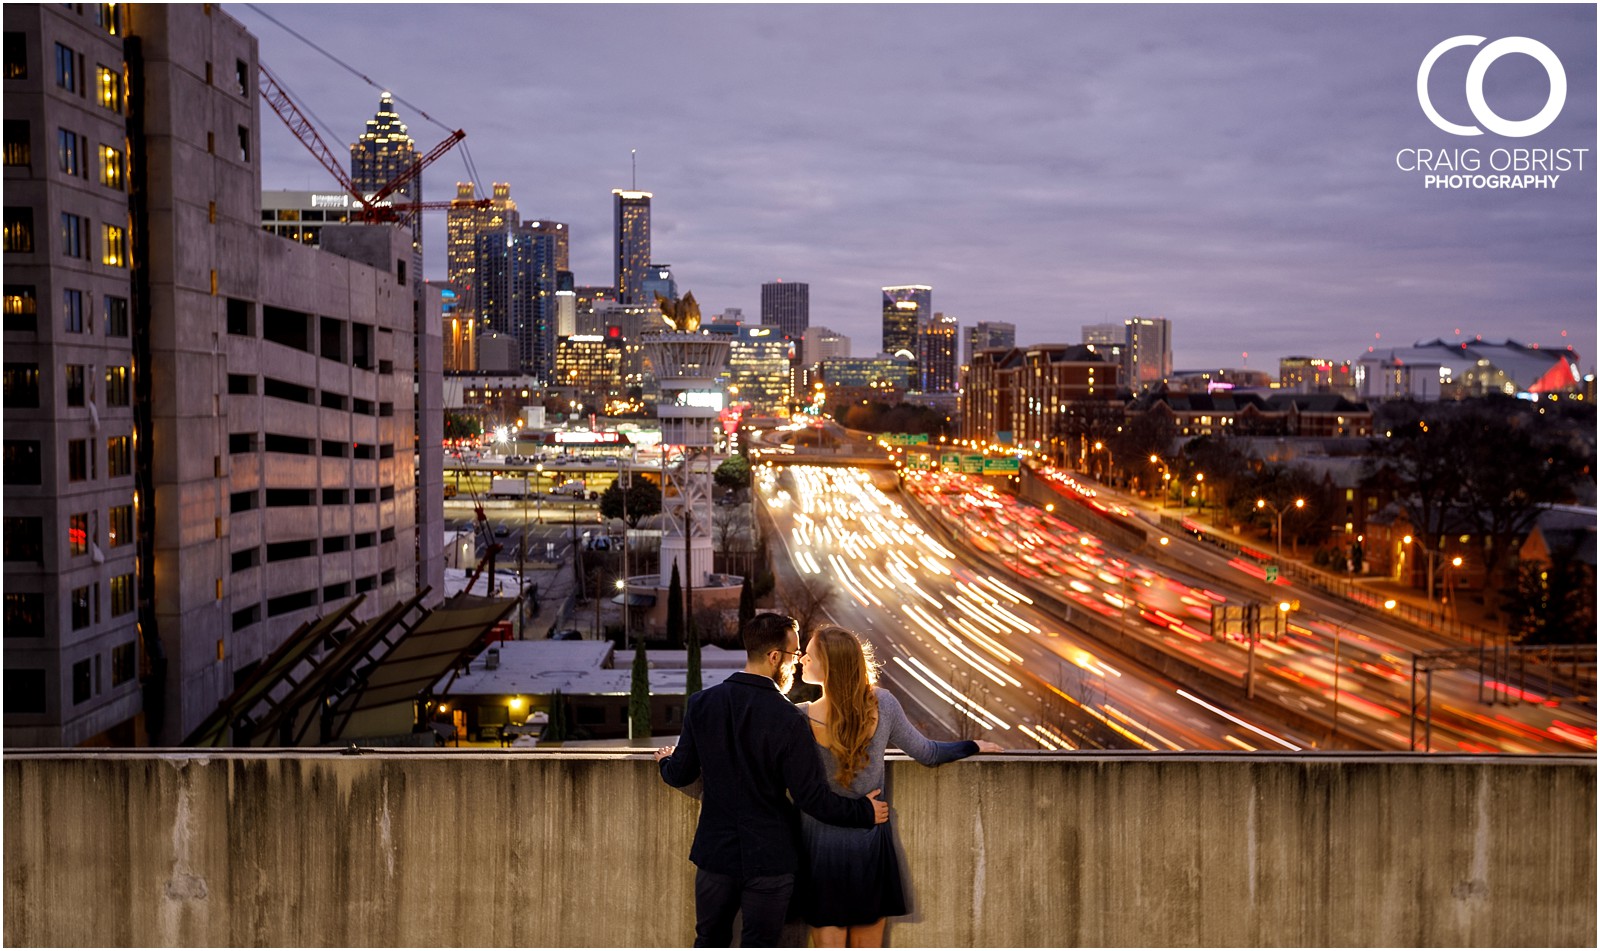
[4,751,1593,947]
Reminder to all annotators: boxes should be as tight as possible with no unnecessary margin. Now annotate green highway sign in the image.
[962,454,985,474]
[982,457,1021,474]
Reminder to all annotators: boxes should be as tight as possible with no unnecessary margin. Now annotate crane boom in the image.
[368,129,466,207]
[257,64,375,216]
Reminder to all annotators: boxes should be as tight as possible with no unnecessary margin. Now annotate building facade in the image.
[1124,316,1172,393]
[881,284,930,363]
[475,224,557,380]
[1279,356,1354,394]
[965,321,1016,369]
[612,189,651,304]
[348,92,422,285]
[724,325,794,416]
[445,182,519,363]
[640,262,676,305]
[918,311,959,393]
[760,280,809,341]
[961,345,1122,462]
[3,4,442,746]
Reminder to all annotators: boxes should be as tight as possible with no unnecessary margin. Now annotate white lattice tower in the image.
[645,331,731,588]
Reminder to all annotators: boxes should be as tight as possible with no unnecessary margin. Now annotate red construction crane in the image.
[257,62,488,222]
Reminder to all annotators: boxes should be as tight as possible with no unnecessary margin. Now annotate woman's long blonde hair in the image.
[810,625,880,787]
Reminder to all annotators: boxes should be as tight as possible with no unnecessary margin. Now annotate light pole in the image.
[1256,497,1305,556]
[1193,472,1205,514]
[534,463,544,526]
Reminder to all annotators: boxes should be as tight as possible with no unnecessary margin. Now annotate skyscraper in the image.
[802,327,852,364]
[526,219,570,273]
[444,182,518,370]
[881,285,931,359]
[761,281,810,340]
[641,263,677,305]
[1125,316,1173,392]
[476,225,558,379]
[965,321,1016,368]
[349,92,422,281]
[612,189,651,304]
[918,312,960,393]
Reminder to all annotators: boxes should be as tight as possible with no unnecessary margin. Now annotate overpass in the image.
[4,750,1592,946]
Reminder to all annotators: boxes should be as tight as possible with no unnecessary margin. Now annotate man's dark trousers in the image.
[692,868,794,947]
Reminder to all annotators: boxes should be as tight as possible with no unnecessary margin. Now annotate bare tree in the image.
[779,573,838,639]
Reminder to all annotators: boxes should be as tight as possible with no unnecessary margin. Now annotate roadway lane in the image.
[760,465,1316,752]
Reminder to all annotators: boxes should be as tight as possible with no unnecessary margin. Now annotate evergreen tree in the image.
[686,615,703,697]
[544,690,569,743]
[738,574,756,632]
[666,562,685,649]
[628,642,652,741]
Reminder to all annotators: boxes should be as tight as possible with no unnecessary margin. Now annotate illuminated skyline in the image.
[233,3,1597,373]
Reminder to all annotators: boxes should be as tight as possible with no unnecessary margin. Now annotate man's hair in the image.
[742,612,797,660]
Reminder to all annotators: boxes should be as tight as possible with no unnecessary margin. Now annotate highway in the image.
[759,464,1318,752]
[900,465,1596,754]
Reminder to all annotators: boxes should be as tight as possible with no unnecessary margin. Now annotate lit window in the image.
[97,65,123,112]
[102,223,126,267]
[69,512,89,556]
[99,144,123,190]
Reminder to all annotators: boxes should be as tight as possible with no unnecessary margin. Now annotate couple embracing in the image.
[656,613,1001,947]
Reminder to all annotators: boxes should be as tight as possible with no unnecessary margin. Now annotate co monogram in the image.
[1417,36,1566,138]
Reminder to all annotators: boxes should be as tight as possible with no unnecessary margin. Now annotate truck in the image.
[489,477,531,499]
[550,479,587,498]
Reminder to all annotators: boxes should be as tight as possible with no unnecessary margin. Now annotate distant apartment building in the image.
[918,311,959,393]
[803,326,851,364]
[1169,367,1273,391]
[965,321,1016,369]
[612,189,651,304]
[525,218,570,272]
[961,345,1122,463]
[1126,391,1373,439]
[761,280,809,341]
[2,4,441,746]
[815,355,912,409]
[1124,316,1172,392]
[1280,356,1354,394]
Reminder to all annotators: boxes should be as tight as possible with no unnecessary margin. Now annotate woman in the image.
[795,625,1001,948]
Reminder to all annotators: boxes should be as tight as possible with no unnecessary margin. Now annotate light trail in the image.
[1177,689,1302,751]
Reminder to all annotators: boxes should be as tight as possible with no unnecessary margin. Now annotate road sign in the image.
[1264,565,1279,583]
[962,454,984,474]
[940,452,961,470]
[982,457,1021,474]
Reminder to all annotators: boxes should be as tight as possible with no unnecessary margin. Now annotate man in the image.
[656,613,888,947]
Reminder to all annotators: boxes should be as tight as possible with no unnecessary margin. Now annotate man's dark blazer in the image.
[659,671,876,877]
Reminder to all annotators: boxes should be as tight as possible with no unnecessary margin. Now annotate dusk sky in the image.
[231,3,1597,373]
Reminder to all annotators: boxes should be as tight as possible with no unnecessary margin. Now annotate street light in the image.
[1256,497,1306,556]
[534,463,545,525]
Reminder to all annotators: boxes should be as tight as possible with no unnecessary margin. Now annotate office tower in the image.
[2,4,439,746]
[802,327,852,364]
[525,219,569,273]
[475,225,558,379]
[918,312,960,393]
[965,321,1017,367]
[554,335,624,398]
[881,285,930,360]
[727,326,794,415]
[1124,316,1173,392]
[612,189,651,304]
[640,263,677,305]
[444,182,518,367]
[349,91,422,282]
[760,281,810,340]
